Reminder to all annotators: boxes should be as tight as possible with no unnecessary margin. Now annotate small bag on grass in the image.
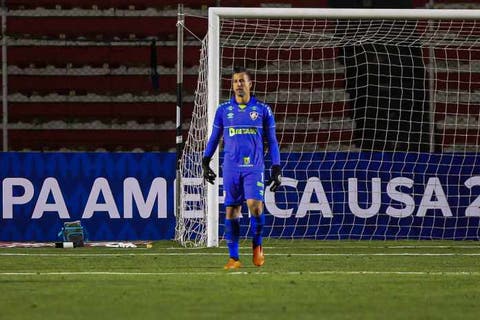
[58,220,87,247]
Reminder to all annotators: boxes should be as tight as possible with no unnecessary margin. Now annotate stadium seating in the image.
[2,0,479,152]
[4,1,206,151]
[431,0,480,9]
[8,46,201,68]
[7,1,214,10]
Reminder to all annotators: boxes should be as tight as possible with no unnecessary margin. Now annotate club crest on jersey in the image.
[249,111,259,121]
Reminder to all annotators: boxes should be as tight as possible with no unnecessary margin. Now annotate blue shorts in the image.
[223,170,264,206]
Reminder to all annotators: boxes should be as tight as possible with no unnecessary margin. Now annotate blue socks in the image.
[250,214,265,248]
[225,218,240,260]
[225,214,264,259]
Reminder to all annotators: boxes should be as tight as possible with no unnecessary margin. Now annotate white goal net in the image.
[177,8,480,247]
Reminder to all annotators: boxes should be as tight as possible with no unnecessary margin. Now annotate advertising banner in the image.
[0,153,176,241]
[261,152,480,239]
[1,152,479,241]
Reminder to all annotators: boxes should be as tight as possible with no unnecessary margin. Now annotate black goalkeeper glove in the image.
[202,157,217,185]
[266,165,282,192]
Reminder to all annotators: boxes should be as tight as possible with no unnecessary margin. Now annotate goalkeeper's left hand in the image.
[266,165,282,192]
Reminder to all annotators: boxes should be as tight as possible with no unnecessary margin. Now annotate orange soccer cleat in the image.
[252,245,265,267]
[224,258,242,270]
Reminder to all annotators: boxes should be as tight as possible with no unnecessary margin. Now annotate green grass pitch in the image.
[1,239,479,320]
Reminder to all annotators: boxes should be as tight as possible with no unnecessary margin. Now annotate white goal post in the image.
[177,8,480,247]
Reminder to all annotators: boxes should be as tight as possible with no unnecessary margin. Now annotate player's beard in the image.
[236,90,245,97]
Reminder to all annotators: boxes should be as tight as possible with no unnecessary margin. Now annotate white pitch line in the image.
[266,245,480,249]
[165,245,480,250]
[171,245,480,250]
[1,252,480,257]
[0,271,478,276]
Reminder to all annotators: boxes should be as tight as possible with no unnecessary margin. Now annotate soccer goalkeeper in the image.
[202,66,281,269]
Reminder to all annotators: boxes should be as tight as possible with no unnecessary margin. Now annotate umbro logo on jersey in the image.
[250,111,259,120]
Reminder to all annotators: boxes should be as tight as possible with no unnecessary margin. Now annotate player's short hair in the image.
[233,66,252,80]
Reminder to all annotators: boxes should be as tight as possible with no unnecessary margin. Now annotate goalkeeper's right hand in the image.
[202,157,217,184]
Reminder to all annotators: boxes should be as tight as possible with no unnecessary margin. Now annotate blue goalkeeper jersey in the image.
[204,96,280,172]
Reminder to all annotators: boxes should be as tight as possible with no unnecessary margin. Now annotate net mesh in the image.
[176,38,209,246]
[178,15,480,246]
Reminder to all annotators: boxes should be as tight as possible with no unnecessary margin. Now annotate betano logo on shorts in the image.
[228,127,257,137]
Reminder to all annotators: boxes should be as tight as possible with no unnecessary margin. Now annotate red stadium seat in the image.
[4,74,199,95]
[7,1,215,10]
[8,16,207,41]
[8,46,201,68]
[218,0,328,7]
[7,102,194,123]
[1,129,182,151]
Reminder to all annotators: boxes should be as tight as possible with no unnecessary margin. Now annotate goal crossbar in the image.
[209,8,480,20]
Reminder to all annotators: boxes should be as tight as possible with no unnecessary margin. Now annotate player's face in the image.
[232,72,252,98]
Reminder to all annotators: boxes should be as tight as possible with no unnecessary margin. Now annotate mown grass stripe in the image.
[1,252,480,257]
[0,271,479,276]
